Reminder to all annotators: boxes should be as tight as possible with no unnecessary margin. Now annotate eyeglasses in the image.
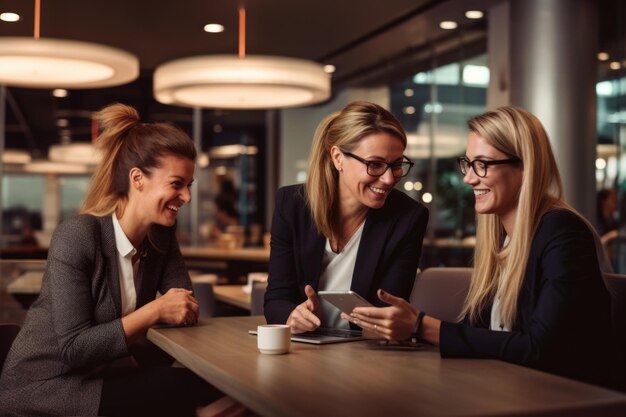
[343,151,414,178]
[457,156,521,178]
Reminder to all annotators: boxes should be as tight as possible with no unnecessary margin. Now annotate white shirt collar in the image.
[112,212,137,258]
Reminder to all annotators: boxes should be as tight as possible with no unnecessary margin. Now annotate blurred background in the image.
[1,0,625,274]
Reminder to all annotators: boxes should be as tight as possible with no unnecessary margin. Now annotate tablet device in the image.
[318,290,373,314]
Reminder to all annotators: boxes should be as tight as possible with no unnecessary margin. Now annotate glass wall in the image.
[1,175,43,246]
[597,76,626,271]
[596,1,626,272]
[59,176,90,222]
[390,54,488,267]
[0,124,266,253]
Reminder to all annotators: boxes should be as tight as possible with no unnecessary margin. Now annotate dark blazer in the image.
[0,215,191,417]
[440,210,613,386]
[264,184,429,325]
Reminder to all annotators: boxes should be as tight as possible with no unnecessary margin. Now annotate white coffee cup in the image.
[257,324,290,354]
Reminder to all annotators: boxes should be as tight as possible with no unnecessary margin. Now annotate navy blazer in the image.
[440,210,613,386]
[264,184,429,325]
[0,215,191,417]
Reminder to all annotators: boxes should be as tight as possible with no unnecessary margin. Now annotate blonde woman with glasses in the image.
[346,106,614,387]
[264,101,429,333]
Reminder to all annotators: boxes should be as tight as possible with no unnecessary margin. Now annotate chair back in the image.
[410,267,472,323]
[604,272,626,390]
[0,323,20,374]
[191,282,215,318]
[251,281,268,316]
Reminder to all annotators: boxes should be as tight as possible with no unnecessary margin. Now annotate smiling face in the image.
[332,132,405,212]
[134,154,195,228]
[463,131,523,231]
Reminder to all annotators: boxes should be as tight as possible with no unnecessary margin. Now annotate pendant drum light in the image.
[0,0,139,88]
[154,8,330,109]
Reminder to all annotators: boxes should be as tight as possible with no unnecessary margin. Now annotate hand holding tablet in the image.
[318,290,373,313]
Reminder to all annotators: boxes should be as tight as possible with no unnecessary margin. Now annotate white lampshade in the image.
[49,143,102,165]
[0,37,139,88]
[2,149,32,164]
[24,161,90,174]
[209,144,258,159]
[153,55,331,109]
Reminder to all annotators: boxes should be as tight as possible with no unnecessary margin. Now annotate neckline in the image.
[328,221,365,254]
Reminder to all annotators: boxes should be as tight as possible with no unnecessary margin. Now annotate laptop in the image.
[249,327,366,345]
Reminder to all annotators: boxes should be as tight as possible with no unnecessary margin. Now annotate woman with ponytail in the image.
[346,107,614,387]
[264,101,429,333]
[0,103,221,416]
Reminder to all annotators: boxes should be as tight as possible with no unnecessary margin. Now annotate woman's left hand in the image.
[341,289,418,341]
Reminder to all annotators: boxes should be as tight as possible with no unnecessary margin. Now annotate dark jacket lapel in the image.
[350,207,389,299]
[136,237,162,308]
[305,231,326,291]
[99,216,122,317]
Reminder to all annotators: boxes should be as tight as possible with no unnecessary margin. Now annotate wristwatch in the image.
[410,311,426,343]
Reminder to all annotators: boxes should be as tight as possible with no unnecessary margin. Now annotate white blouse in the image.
[490,236,511,332]
[317,222,365,328]
[112,213,140,316]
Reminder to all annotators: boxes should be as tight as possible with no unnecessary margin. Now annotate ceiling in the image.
[0,0,504,158]
[1,0,622,158]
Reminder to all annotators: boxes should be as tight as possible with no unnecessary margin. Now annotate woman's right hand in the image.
[122,288,199,345]
[287,285,321,333]
[154,288,199,326]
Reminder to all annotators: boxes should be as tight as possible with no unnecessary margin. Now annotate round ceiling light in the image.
[0,37,139,88]
[49,143,102,165]
[2,149,32,164]
[154,55,331,109]
[24,160,90,174]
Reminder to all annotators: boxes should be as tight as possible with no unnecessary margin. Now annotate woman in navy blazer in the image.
[346,106,614,387]
[0,104,220,416]
[264,101,428,332]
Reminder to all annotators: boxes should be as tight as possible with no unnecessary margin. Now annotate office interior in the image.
[1,0,625,322]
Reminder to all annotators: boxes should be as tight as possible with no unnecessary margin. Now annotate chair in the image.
[0,323,21,374]
[409,267,472,323]
[191,282,216,318]
[250,281,268,316]
[604,273,626,391]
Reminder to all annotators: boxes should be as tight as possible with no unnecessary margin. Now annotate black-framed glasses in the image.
[457,157,521,178]
[343,151,414,178]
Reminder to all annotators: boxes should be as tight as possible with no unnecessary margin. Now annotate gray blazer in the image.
[0,215,191,417]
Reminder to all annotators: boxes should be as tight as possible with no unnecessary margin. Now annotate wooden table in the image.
[6,270,44,308]
[7,271,253,313]
[213,285,251,310]
[7,270,44,295]
[147,316,626,417]
[181,246,270,282]
[181,246,270,262]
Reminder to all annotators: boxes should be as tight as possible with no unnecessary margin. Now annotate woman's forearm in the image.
[421,315,441,346]
[121,301,160,345]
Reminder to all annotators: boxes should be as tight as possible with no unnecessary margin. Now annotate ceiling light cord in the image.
[34,0,40,40]
[239,7,245,59]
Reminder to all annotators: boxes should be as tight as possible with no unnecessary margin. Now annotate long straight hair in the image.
[461,106,576,328]
[304,101,407,239]
[81,103,196,218]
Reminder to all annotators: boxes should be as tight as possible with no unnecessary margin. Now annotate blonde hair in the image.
[461,106,577,328]
[81,103,196,217]
[305,101,407,239]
